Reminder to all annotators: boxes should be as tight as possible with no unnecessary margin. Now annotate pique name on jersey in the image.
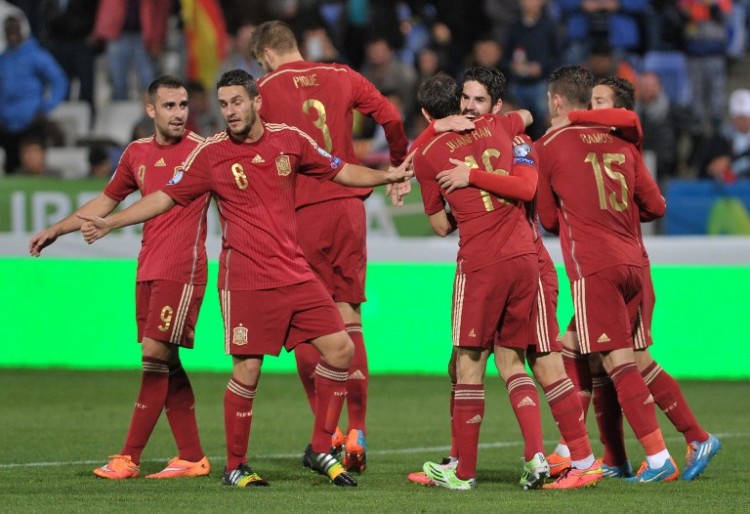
[293,74,318,88]
[446,126,492,153]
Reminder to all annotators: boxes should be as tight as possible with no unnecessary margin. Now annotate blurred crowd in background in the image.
[1,0,750,189]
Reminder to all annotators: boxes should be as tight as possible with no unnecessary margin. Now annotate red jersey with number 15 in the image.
[162,123,345,291]
[535,124,665,281]
[413,113,535,272]
[103,131,210,285]
[257,61,408,208]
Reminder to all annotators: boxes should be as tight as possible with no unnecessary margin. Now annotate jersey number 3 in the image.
[302,99,333,152]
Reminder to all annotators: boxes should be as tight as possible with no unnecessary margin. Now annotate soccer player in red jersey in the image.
[548,75,721,481]
[248,20,410,471]
[29,75,212,480]
[78,69,413,488]
[412,70,600,491]
[411,70,545,490]
[535,65,679,483]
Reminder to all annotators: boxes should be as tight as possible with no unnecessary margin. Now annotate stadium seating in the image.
[49,101,92,147]
[90,100,144,146]
[47,147,90,179]
[642,51,692,107]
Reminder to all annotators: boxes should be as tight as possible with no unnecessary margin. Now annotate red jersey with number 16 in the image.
[257,61,408,208]
[413,113,535,272]
[163,124,345,291]
[103,131,210,285]
[535,124,665,281]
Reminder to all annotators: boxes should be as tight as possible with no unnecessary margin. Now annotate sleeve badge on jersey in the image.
[167,168,184,185]
[330,156,342,170]
[276,154,292,176]
[316,145,332,159]
[513,143,531,157]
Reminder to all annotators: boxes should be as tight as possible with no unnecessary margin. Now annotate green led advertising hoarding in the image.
[2,258,748,379]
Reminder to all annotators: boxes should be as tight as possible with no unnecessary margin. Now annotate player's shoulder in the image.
[265,121,317,144]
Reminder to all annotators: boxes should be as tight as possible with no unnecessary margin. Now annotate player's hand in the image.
[29,228,60,257]
[434,115,475,134]
[77,213,111,244]
[436,158,471,193]
[386,180,412,207]
[386,151,415,185]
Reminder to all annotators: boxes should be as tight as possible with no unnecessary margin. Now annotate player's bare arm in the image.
[333,152,414,188]
[428,209,457,237]
[29,193,119,257]
[79,190,176,244]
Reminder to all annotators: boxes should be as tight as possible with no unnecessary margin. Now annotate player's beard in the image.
[227,107,257,138]
[157,119,185,144]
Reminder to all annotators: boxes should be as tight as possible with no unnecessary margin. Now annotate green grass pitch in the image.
[1,369,748,512]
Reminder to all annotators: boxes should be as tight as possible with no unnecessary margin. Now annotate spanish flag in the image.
[181,0,228,91]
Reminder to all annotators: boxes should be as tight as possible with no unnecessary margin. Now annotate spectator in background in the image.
[636,71,690,182]
[0,1,29,53]
[360,35,418,127]
[184,81,220,137]
[679,0,732,134]
[504,0,560,139]
[16,135,61,176]
[586,40,638,85]
[41,0,97,111]
[217,20,264,79]
[462,35,505,77]
[0,15,68,175]
[559,0,648,65]
[92,0,170,100]
[699,88,750,182]
[301,22,348,64]
[483,0,521,45]
[88,143,114,179]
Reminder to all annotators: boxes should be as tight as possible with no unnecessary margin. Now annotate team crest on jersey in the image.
[138,164,146,184]
[232,324,248,345]
[168,167,184,185]
[316,145,332,159]
[276,154,292,176]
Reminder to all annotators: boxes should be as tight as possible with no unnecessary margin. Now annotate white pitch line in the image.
[0,432,743,469]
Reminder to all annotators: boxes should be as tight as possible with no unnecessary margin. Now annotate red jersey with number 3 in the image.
[103,131,210,284]
[413,113,535,272]
[535,124,665,281]
[162,124,344,291]
[257,60,408,208]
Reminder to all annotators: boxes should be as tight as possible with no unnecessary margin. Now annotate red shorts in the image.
[571,264,643,354]
[220,279,345,356]
[452,254,538,350]
[529,248,562,354]
[135,280,205,348]
[296,198,367,304]
[633,265,655,350]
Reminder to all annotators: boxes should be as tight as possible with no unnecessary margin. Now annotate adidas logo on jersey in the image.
[466,414,483,424]
[155,158,166,167]
[252,154,265,163]
[468,328,476,338]
[349,370,366,380]
[597,333,611,343]
[517,396,537,408]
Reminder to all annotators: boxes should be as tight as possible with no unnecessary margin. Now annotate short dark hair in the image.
[462,66,507,107]
[217,69,259,98]
[249,20,298,59]
[548,65,594,109]
[147,75,186,101]
[417,73,460,119]
[595,75,635,111]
